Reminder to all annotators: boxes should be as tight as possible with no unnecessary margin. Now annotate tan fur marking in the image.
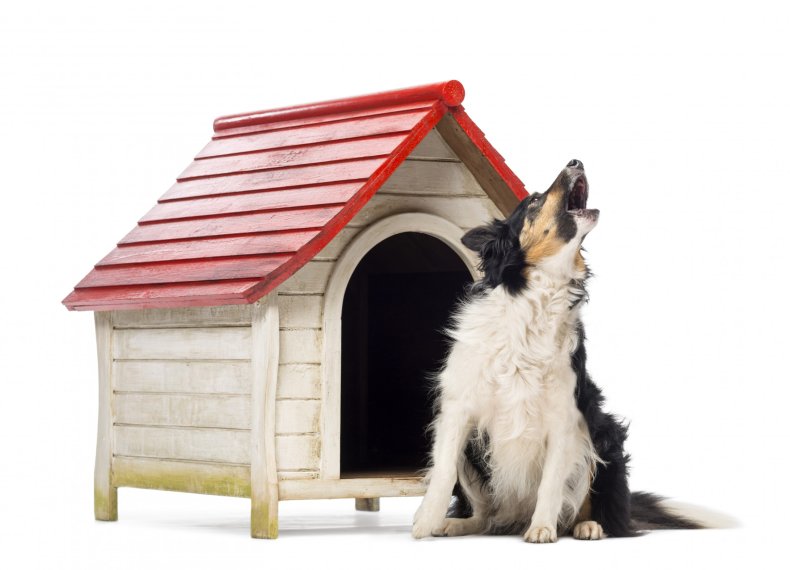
[519,188,567,265]
[574,250,586,273]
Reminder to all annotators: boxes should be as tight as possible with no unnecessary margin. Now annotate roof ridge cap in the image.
[213,80,464,132]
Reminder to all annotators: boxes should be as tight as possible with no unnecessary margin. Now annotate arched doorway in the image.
[339,232,473,477]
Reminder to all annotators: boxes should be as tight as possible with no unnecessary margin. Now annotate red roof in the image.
[63,80,527,311]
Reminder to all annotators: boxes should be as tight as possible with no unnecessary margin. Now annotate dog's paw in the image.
[434,517,483,537]
[412,518,437,539]
[573,520,605,540]
[524,525,558,543]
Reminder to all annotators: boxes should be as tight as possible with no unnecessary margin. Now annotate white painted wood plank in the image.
[251,296,280,538]
[113,428,319,468]
[278,477,425,500]
[115,393,251,430]
[277,261,333,295]
[347,195,500,229]
[94,312,117,520]
[280,329,322,364]
[113,327,251,360]
[112,305,252,328]
[312,227,360,261]
[275,434,320,471]
[114,425,251,464]
[277,364,321,399]
[381,160,485,196]
[275,400,320,434]
[407,128,459,160]
[114,360,252,394]
[277,471,319,481]
[435,114,522,215]
[278,294,322,329]
[112,456,251,497]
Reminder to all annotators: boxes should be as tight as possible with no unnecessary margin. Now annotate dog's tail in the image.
[630,491,737,531]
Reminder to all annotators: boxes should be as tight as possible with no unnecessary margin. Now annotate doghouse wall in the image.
[108,303,321,497]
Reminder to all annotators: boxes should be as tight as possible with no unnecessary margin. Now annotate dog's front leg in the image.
[524,425,573,543]
[412,400,470,539]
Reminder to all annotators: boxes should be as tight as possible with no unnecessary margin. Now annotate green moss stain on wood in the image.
[112,458,251,498]
[94,486,118,521]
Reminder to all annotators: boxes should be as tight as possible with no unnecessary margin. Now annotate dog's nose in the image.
[567,159,584,170]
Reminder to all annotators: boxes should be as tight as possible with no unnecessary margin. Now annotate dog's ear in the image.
[462,220,527,293]
[461,225,498,253]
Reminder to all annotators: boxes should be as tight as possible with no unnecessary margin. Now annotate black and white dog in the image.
[413,160,710,542]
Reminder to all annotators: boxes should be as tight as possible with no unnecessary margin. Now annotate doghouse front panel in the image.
[109,305,320,497]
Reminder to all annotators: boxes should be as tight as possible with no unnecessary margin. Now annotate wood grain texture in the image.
[160,158,387,202]
[120,206,343,245]
[371,159,482,196]
[113,427,319,469]
[111,305,252,328]
[213,80,463,132]
[63,279,260,311]
[250,296,280,538]
[112,456,251,497]
[114,394,318,433]
[276,364,321,399]
[183,134,405,181]
[440,109,528,213]
[101,232,320,267]
[346,194,500,229]
[280,329,321,364]
[407,128,459,160]
[212,101,434,139]
[198,113,423,159]
[115,393,252,429]
[81,255,289,288]
[277,261,333,295]
[114,425,251,464]
[94,312,117,521]
[278,477,425,501]
[312,227,360,261]
[113,327,251,360]
[277,294,322,329]
[139,185,363,224]
[114,360,252,394]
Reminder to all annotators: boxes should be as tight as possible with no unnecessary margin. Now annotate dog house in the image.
[63,80,527,538]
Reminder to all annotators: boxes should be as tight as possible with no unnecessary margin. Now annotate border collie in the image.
[412,160,714,541]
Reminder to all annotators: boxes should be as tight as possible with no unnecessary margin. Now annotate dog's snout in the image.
[566,159,584,170]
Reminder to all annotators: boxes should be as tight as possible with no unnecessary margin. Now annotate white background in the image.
[1,1,788,568]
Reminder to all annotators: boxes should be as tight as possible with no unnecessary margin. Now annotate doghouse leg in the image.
[94,312,117,521]
[251,490,279,539]
[355,498,380,511]
[251,297,281,538]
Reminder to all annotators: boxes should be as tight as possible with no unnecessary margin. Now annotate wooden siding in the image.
[109,305,322,489]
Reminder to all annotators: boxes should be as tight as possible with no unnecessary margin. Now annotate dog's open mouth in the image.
[567,176,588,212]
[567,175,599,222]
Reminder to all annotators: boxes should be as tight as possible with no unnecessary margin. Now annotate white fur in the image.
[659,499,739,529]
[413,231,599,541]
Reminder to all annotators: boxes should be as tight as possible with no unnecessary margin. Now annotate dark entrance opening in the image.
[340,232,472,477]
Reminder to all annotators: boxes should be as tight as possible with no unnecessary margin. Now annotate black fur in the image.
[630,492,702,530]
[461,200,529,295]
[572,323,637,537]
